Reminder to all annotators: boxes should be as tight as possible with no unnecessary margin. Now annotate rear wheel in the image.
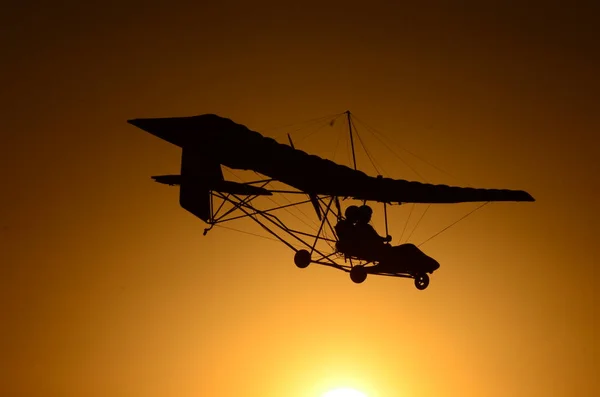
[350,265,368,284]
[414,273,430,290]
[294,249,311,268]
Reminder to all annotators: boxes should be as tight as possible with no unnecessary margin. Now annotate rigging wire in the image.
[257,190,320,232]
[268,188,321,230]
[331,121,345,163]
[345,127,353,169]
[214,224,281,243]
[352,115,390,177]
[262,114,346,229]
[351,118,385,176]
[263,111,343,133]
[266,117,349,237]
[296,113,344,144]
[352,114,471,186]
[266,112,345,141]
[417,202,490,247]
[351,115,428,182]
[398,203,415,244]
[218,112,487,252]
[349,113,488,245]
[248,170,321,230]
[405,204,431,243]
[223,168,319,232]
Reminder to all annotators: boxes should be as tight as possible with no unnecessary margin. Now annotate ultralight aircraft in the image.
[129,111,534,290]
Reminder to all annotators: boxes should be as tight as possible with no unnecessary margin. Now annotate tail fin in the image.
[179,147,223,222]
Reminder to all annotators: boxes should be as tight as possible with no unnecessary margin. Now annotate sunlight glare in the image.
[321,387,368,397]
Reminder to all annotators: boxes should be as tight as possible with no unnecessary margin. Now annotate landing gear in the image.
[414,273,429,290]
[294,249,311,268]
[350,265,368,284]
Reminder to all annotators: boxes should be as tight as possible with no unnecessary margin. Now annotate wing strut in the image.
[384,201,389,236]
[346,110,357,170]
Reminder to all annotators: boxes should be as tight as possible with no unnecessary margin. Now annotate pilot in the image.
[353,205,392,257]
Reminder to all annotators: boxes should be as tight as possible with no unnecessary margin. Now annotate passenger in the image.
[335,206,359,240]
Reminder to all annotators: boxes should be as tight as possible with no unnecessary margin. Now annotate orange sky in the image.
[1,2,598,397]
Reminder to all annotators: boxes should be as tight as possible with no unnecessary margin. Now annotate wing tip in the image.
[520,191,535,202]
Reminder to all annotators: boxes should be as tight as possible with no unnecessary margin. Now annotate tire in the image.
[414,273,430,290]
[350,265,368,284]
[294,249,311,268]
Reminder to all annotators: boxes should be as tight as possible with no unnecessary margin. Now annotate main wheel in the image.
[414,273,430,290]
[350,265,368,284]
[294,249,311,268]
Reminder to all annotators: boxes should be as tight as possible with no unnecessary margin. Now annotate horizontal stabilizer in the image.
[152,175,272,196]
[152,175,181,186]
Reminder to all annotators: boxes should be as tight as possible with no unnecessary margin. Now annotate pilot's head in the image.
[357,205,373,223]
[344,205,360,222]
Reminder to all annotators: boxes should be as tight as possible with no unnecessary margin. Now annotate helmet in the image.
[344,205,360,222]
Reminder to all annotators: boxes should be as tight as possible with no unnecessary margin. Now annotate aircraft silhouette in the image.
[129,112,534,289]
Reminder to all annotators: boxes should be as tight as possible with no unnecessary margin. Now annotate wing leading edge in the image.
[128,114,535,204]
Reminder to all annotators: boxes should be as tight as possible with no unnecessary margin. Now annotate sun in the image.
[321,387,368,397]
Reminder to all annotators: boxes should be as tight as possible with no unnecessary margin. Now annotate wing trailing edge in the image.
[129,114,535,206]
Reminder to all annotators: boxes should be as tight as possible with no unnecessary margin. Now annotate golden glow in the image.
[322,388,368,397]
[2,2,597,397]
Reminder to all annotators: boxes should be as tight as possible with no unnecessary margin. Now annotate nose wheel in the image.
[350,265,368,284]
[414,273,430,290]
